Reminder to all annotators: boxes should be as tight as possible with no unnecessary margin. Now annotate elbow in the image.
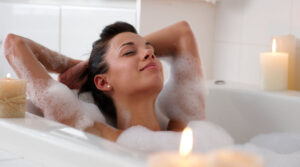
[4,33,24,60]
[175,21,197,55]
[178,20,194,38]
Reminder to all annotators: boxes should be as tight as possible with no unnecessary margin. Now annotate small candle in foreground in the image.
[260,39,289,91]
[209,150,264,167]
[148,127,209,167]
[0,73,27,118]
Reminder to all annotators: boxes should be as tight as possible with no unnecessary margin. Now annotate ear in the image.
[94,74,112,91]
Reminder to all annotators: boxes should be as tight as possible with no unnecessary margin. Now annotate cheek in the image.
[109,61,139,87]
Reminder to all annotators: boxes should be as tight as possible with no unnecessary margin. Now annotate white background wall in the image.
[213,0,300,86]
[3,0,299,86]
[0,0,136,79]
[0,0,217,82]
[0,3,60,78]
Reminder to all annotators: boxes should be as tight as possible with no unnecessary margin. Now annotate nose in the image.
[143,48,156,60]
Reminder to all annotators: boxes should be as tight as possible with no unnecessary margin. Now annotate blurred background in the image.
[0,0,299,87]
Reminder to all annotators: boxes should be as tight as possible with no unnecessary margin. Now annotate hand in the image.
[58,60,88,89]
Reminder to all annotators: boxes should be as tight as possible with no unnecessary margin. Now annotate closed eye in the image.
[123,51,136,56]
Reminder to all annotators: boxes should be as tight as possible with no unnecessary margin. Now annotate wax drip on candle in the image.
[179,127,193,157]
[272,39,277,53]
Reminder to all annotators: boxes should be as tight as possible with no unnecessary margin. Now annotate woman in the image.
[4,21,205,142]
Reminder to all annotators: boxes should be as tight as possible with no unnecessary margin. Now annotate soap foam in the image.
[117,120,233,153]
[117,125,181,152]
[229,143,300,167]
[156,56,208,124]
[40,49,69,71]
[10,54,104,130]
[29,79,105,130]
[249,133,300,154]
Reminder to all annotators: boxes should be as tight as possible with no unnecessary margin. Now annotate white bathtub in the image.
[206,80,300,144]
[0,80,299,166]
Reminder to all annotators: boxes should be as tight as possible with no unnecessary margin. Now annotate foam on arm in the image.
[4,34,105,130]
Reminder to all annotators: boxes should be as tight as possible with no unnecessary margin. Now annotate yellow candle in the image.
[0,73,27,118]
[260,39,289,91]
[148,127,209,167]
[148,152,208,167]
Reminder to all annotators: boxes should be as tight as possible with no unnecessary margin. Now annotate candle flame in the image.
[6,73,11,79]
[272,39,277,53]
[179,127,193,157]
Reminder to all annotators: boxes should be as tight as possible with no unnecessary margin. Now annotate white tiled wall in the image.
[213,0,300,85]
[61,6,136,60]
[0,1,136,79]
[0,2,60,78]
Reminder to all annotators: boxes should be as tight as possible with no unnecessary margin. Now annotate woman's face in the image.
[104,32,164,97]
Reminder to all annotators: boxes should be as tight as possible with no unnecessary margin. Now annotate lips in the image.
[140,62,158,71]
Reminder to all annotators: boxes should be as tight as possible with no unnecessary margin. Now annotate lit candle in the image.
[148,127,264,167]
[0,73,27,118]
[148,127,209,167]
[260,39,289,91]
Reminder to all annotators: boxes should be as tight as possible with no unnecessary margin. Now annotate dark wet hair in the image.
[79,21,137,126]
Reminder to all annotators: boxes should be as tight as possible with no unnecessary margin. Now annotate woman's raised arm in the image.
[4,34,121,141]
[4,34,81,125]
[5,34,80,76]
[144,21,201,61]
[144,21,206,130]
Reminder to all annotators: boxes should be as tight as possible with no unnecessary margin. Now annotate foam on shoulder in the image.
[117,120,233,153]
[33,80,105,129]
[188,121,234,152]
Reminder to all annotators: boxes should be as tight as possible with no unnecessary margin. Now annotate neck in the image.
[114,94,161,131]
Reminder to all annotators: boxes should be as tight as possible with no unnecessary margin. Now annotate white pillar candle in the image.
[0,73,27,118]
[260,39,289,91]
[273,35,297,90]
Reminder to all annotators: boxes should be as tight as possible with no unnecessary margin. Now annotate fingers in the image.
[58,59,89,89]
[68,75,87,89]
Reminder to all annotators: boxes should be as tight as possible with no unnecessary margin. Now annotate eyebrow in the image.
[120,42,134,49]
[119,41,152,49]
